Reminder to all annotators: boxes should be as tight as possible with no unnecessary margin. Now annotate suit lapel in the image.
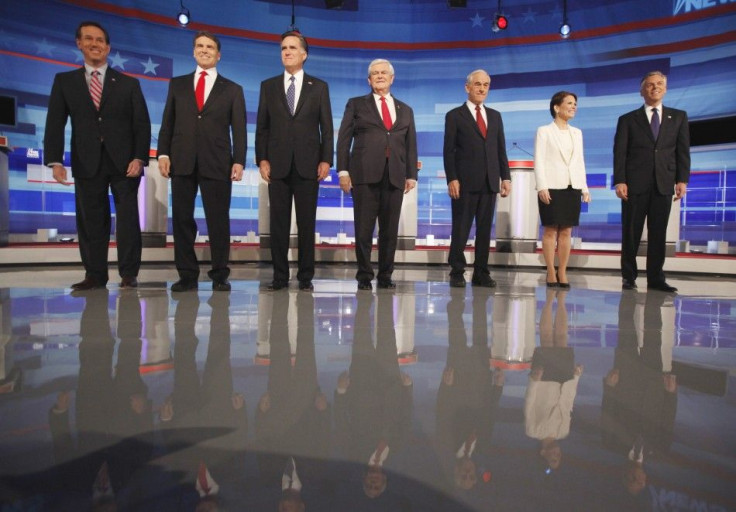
[657,106,674,142]
[202,74,226,111]
[549,122,573,166]
[293,74,312,117]
[99,67,117,111]
[366,94,384,127]
[460,104,484,139]
[74,68,95,111]
[635,106,656,143]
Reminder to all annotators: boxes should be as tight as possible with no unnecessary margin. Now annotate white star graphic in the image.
[522,7,537,23]
[549,4,563,21]
[470,12,485,28]
[35,38,55,56]
[0,30,14,48]
[109,51,129,70]
[70,49,84,62]
[140,57,160,75]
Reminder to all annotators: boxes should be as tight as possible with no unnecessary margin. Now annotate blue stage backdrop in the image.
[1,0,735,246]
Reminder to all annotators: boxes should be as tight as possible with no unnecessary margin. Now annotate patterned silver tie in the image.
[287,75,295,115]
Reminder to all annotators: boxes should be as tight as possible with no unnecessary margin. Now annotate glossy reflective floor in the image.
[1,265,735,511]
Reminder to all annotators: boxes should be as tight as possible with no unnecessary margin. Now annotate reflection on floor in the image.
[0,265,735,511]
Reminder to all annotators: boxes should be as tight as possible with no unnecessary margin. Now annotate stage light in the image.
[492,13,508,32]
[559,0,571,39]
[447,0,468,6]
[559,22,571,39]
[325,0,344,8]
[491,0,508,33]
[177,0,190,26]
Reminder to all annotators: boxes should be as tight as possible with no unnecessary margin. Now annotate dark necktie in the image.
[195,71,207,111]
[287,75,296,115]
[89,70,102,110]
[380,96,393,130]
[476,105,487,138]
[650,107,660,139]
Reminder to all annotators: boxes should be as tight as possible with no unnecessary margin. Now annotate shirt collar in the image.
[196,65,217,78]
[285,69,304,82]
[373,92,392,101]
[84,63,108,76]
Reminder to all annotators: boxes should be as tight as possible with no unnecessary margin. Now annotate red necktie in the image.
[380,96,393,130]
[89,70,102,110]
[475,105,487,138]
[195,71,207,111]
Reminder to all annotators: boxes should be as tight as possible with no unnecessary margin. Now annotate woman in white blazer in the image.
[534,91,591,288]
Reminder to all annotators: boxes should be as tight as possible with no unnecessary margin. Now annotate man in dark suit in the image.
[443,69,511,289]
[256,31,334,292]
[336,59,418,291]
[44,21,151,291]
[158,31,246,293]
[614,71,690,293]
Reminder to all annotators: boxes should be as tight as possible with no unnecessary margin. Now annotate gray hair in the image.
[466,69,491,85]
[640,71,667,88]
[368,59,395,77]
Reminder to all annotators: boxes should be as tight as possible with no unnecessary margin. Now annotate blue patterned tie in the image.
[287,75,295,115]
[650,107,660,139]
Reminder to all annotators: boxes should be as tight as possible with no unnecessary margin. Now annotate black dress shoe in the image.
[171,279,198,292]
[622,279,637,290]
[471,275,497,288]
[648,282,677,293]
[357,280,372,291]
[120,276,138,288]
[212,279,231,292]
[71,277,106,290]
[377,280,396,289]
[264,280,288,291]
[449,276,466,288]
[299,280,314,291]
[558,282,571,290]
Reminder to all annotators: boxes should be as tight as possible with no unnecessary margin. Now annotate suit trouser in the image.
[268,163,320,283]
[171,168,232,282]
[448,190,496,278]
[620,189,671,285]
[74,150,142,283]
[352,163,403,282]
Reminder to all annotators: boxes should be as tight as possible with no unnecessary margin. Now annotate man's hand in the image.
[53,391,72,413]
[126,159,143,178]
[231,163,244,181]
[404,178,417,194]
[339,174,352,193]
[317,162,330,181]
[447,180,460,200]
[158,157,171,178]
[52,164,71,186]
[500,179,511,197]
[674,182,687,201]
[582,191,591,203]
[615,183,628,201]
[538,189,551,205]
[259,160,271,183]
[605,369,620,387]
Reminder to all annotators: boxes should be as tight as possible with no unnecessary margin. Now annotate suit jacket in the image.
[533,121,588,193]
[157,72,246,180]
[613,105,690,195]
[44,67,151,177]
[255,73,333,179]
[336,93,418,189]
[443,104,510,193]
